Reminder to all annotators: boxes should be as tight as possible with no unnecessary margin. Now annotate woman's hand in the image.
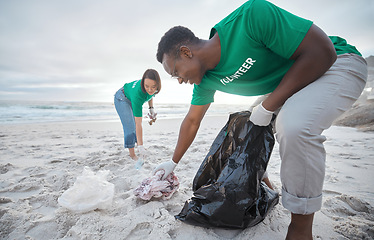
[148,108,157,120]
[148,108,157,125]
[137,145,147,157]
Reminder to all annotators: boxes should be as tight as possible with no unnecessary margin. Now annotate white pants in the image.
[272,54,367,214]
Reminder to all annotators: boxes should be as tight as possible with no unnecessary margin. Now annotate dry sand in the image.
[1,115,374,239]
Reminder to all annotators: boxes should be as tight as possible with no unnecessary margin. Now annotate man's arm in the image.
[262,24,337,112]
[153,103,210,179]
[172,103,211,163]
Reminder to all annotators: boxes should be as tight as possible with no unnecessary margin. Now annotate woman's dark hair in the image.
[156,26,199,63]
[141,69,161,94]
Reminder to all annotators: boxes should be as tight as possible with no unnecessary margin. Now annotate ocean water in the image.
[0,100,248,124]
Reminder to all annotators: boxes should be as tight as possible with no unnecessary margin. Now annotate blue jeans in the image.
[114,88,137,148]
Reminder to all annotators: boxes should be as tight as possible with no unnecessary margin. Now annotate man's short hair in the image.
[156,26,199,63]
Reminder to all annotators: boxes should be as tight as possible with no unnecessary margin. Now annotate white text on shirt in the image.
[220,58,256,85]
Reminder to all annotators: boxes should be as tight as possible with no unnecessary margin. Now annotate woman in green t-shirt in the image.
[114,69,161,169]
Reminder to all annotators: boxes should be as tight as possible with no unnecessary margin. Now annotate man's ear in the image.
[180,45,192,58]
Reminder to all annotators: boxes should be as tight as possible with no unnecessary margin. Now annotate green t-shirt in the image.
[123,80,153,117]
[330,36,361,56]
[191,0,362,106]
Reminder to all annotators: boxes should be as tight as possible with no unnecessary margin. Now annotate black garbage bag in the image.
[175,111,279,229]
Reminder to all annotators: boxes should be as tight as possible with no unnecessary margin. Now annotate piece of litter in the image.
[134,170,179,200]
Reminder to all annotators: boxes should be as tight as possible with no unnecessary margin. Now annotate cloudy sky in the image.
[0,0,373,104]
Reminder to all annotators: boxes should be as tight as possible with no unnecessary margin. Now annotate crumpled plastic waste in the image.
[133,170,179,200]
[58,166,115,213]
[175,111,279,229]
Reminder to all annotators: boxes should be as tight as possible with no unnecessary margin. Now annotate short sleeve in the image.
[248,0,313,59]
[131,98,143,117]
[191,85,216,105]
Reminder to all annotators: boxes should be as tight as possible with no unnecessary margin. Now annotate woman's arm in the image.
[148,98,154,109]
[263,24,337,111]
[135,117,143,145]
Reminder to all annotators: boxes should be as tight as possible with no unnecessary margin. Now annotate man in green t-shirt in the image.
[154,0,367,238]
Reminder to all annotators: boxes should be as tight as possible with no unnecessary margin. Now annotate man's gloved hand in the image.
[153,160,177,180]
[249,102,274,126]
[137,145,147,157]
[248,94,270,112]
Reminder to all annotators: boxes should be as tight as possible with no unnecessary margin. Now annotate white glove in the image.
[249,94,270,112]
[153,160,177,180]
[249,102,274,126]
[137,145,147,157]
[148,108,157,120]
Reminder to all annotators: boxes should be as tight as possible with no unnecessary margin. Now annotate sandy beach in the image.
[1,115,374,240]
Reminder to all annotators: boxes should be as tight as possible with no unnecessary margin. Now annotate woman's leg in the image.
[128,148,137,160]
[114,89,137,159]
[275,54,367,237]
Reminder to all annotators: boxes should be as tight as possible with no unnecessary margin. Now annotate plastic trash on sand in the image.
[175,111,279,229]
[134,170,179,200]
[58,166,115,213]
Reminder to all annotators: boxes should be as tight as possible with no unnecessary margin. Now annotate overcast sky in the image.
[0,0,373,104]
